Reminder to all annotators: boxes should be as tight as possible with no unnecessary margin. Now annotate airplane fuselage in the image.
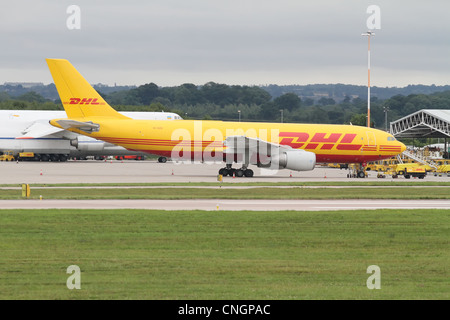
[52,118,405,164]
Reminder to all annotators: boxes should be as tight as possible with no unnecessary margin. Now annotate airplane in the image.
[0,109,182,161]
[46,59,406,178]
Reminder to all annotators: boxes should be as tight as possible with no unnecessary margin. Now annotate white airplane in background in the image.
[0,110,182,161]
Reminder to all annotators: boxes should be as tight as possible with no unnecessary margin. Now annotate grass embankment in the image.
[0,209,448,299]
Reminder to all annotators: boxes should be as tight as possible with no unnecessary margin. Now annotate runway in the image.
[1,199,449,211]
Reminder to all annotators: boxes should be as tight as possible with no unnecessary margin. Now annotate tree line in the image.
[1,82,449,130]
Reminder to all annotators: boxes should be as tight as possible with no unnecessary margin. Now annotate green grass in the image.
[0,209,448,299]
[1,186,450,200]
[2,181,450,187]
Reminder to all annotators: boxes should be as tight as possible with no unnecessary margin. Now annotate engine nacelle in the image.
[271,150,316,171]
[70,137,105,151]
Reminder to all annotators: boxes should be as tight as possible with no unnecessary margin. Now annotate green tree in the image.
[274,93,302,111]
[135,83,159,105]
[16,91,47,103]
[201,82,232,106]
[259,101,277,120]
[349,113,367,126]
[318,97,335,106]
[174,83,203,105]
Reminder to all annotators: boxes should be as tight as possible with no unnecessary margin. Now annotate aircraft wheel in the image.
[244,169,254,177]
[236,169,244,177]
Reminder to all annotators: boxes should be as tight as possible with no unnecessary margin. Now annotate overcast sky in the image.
[1,0,449,87]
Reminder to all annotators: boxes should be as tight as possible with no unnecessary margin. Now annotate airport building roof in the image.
[390,109,450,139]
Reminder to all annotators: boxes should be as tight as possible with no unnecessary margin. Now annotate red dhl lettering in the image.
[279,132,309,149]
[305,143,319,150]
[310,133,342,143]
[279,132,361,150]
[320,144,334,150]
[340,133,357,143]
[68,98,101,105]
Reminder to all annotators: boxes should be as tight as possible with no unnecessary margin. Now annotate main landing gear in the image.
[218,164,254,177]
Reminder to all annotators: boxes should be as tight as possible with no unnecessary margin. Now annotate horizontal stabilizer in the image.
[54,119,100,133]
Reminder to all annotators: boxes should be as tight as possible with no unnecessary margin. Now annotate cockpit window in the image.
[387,136,396,141]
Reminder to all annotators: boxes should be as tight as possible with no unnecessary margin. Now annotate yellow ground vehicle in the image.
[367,157,399,172]
[437,165,450,174]
[394,163,426,179]
[369,163,387,172]
[0,151,15,161]
[17,152,36,161]
[0,151,37,161]
[435,160,449,166]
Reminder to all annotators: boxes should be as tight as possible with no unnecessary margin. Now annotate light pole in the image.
[383,105,390,132]
[362,31,375,128]
[238,110,241,122]
[280,109,283,123]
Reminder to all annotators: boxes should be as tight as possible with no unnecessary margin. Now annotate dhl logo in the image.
[65,98,105,105]
[279,132,362,151]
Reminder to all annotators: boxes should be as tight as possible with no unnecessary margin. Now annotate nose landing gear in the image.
[346,163,367,178]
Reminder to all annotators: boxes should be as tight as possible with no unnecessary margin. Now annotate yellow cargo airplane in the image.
[47,59,406,178]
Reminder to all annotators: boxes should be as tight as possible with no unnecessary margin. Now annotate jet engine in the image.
[70,137,105,151]
[271,150,316,171]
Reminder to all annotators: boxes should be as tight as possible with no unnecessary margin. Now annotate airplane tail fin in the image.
[46,59,128,119]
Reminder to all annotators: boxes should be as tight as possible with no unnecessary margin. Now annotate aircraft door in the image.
[366,132,376,147]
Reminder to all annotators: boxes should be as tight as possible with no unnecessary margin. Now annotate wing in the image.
[224,135,316,171]
[16,121,65,139]
[224,135,293,153]
[224,135,290,162]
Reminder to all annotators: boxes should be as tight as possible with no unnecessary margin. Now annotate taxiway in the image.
[1,160,448,184]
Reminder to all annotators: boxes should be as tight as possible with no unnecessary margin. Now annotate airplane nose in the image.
[399,141,407,153]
